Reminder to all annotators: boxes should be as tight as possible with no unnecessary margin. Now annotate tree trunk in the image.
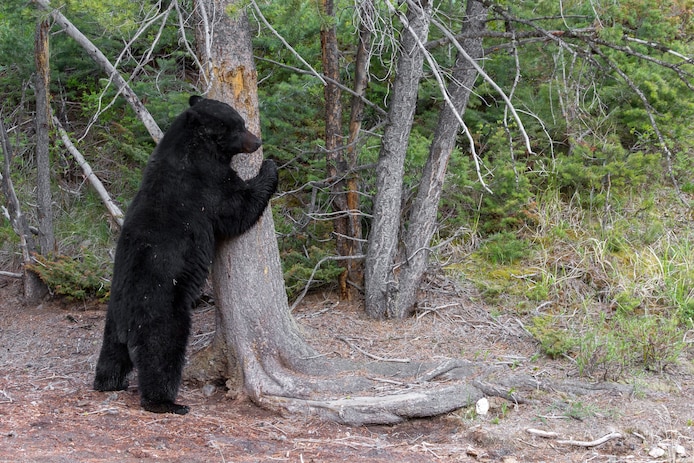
[188,0,349,400]
[0,117,45,301]
[365,0,432,318]
[393,0,489,317]
[34,18,54,255]
[339,0,374,297]
[319,0,353,300]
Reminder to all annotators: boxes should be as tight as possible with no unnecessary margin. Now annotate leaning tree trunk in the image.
[364,0,432,318]
[393,0,489,317]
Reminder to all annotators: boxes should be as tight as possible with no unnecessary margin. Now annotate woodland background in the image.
[1,0,693,383]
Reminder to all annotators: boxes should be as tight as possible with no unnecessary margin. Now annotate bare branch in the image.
[426,9,534,155]
[80,1,175,142]
[254,57,387,116]
[250,0,327,86]
[52,115,124,227]
[290,254,366,312]
[0,115,34,263]
[32,0,164,143]
[587,43,686,203]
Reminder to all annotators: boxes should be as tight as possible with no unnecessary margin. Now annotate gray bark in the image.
[189,0,345,399]
[394,0,489,317]
[0,116,45,301]
[365,0,433,318]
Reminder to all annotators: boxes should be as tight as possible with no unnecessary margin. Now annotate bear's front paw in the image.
[260,158,278,178]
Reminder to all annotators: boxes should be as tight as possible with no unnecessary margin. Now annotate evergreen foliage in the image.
[0,0,692,377]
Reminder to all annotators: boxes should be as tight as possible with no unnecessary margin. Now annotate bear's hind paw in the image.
[142,400,190,415]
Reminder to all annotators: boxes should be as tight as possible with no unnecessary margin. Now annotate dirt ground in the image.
[1,276,693,463]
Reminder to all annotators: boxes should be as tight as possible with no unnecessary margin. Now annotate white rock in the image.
[648,446,665,458]
[475,397,489,416]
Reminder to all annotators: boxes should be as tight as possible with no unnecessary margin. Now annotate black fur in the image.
[93,96,278,414]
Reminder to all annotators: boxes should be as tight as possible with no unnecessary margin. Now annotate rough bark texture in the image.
[394,0,489,317]
[365,0,432,318]
[188,0,345,399]
[34,18,54,255]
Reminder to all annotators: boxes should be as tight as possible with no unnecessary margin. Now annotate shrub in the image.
[27,252,110,301]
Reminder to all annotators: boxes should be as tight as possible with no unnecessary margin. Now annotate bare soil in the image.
[1,277,693,462]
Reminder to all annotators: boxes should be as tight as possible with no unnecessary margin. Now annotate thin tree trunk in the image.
[340,0,374,296]
[34,18,54,254]
[365,0,432,318]
[394,0,488,317]
[319,0,353,300]
[0,117,45,301]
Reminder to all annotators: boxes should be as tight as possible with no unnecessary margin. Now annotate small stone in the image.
[202,383,216,397]
[475,397,489,416]
[648,446,665,458]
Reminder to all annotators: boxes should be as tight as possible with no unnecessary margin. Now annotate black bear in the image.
[93,96,278,414]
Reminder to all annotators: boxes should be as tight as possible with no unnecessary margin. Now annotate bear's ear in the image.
[189,95,204,107]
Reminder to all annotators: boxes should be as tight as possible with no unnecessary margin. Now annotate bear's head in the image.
[188,96,262,161]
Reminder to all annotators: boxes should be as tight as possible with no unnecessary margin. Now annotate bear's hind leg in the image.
[93,319,133,391]
[131,321,190,415]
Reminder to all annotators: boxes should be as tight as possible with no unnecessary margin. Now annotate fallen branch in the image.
[337,336,411,363]
[0,271,23,278]
[526,428,622,447]
[52,115,124,228]
[526,428,560,438]
[557,432,622,447]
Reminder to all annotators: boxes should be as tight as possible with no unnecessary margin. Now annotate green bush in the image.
[27,252,110,301]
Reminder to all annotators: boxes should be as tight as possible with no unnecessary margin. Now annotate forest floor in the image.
[1,276,693,463]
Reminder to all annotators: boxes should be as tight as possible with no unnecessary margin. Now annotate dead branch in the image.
[0,116,34,263]
[337,336,411,363]
[32,0,163,143]
[52,115,124,228]
[557,432,622,447]
[0,271,23,278]
[527,429,623,447]
[289,254,366,312]
[526,428,560,438]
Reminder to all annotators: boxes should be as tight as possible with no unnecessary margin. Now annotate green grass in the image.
[453,189,693,381]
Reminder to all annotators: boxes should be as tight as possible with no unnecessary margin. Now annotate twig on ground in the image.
[557,432,622,447]
[0,271,23,278]
[337,336,411,363]
[526,428,560,438]
[526,428,622,447]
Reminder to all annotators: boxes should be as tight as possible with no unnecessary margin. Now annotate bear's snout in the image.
[242,131,262,153]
